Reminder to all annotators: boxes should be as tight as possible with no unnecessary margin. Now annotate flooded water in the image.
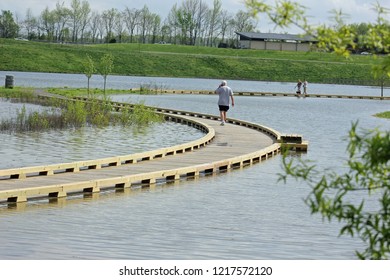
[0,72,389,260]
[0,98,204,169]
[1,70,388,96]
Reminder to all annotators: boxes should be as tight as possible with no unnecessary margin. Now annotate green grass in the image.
[46,85,164,97]
[374,111,390,119]
[0,86,35,98]
[0,87,163,132]
[46,87,139,97]
[0,38,385,85]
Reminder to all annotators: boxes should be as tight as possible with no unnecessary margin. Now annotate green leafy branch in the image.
[279,123,390,259]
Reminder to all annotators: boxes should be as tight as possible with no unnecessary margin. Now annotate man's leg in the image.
[220,110,224,122]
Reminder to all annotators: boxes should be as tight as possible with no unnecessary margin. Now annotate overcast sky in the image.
[1,0,389,33]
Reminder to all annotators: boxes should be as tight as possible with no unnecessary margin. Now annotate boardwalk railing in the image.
[0,113,215,180]
[71,96,283,141]
[2,144,282,204]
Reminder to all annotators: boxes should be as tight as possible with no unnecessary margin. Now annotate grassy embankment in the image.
[0,39,388,123]
[0,38,383,85]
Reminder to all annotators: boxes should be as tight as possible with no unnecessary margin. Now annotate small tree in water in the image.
[99,53,114,96]
[83,54,96,97]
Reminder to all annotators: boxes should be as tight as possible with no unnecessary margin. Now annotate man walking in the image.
[215,80,234,126]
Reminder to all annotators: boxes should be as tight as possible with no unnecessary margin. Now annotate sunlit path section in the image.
[0,95,308,204]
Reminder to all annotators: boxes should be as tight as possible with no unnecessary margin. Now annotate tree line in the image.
[0,0,257,47]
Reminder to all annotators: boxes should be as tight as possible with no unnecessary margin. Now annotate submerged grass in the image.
[0,90,164,133]
[0,87,35,99]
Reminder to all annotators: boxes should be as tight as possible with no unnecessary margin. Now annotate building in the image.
[236,32,317,52]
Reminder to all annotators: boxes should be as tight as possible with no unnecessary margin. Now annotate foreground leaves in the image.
[279,123,390,259]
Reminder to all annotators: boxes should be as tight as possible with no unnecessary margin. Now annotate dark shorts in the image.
[219,105,229,112]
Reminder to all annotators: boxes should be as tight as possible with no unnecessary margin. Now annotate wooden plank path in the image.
[156,89,390,100]
[0,96,308,204]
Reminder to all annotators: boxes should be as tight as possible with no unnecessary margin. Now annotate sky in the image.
[1,0,389,33]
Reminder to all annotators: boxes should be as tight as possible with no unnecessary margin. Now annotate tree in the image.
[23,8,38,40]
[102,8,117,43]
[229,10,257,46]
[174,7,192,45]
[99,53,114,95]
[245,0,390,259]
[219,10,231,45]
[78,1,91,42]
[89,11,101,43]
[69,0,91,42]
[53,2,71,42]
[160,24,171,43]
[40,7,56,41]
[192,0,209,46]
[83,54,96,97]
[138,5,151,44]
[123,7,141,43]
[0,10,19,38]
[149,14,161,44]
[174,0,206,45]
[206,0,222,47]
[114,11,125,43]
[279,124,390,259]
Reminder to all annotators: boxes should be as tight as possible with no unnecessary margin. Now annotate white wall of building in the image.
[239,40,312,52]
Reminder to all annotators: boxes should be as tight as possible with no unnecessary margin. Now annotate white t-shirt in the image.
[216,86,233,106]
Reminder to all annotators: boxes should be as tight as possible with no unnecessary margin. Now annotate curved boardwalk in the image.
[0,96,307,204]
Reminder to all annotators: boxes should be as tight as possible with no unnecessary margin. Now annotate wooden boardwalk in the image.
[0,97,307,204]
[157,89,390,100]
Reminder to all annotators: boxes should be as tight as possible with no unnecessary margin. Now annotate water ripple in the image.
[1,91,389,260]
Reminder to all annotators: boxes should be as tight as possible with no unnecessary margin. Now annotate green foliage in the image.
[245,0,390,79]
[99,53,114,95]
[127,102,164,125]
[374,111,390,119]
[0,87,35,99]
[0,95,163,133]
[246,0,390,259]
[83,54,96,96]
[279,123,390,259]
[0,10,19,38]
[63,100,87,127]
[16,105,27,128]
[46,87,138,96]
[87,98,112,127]
[0,104,61,131]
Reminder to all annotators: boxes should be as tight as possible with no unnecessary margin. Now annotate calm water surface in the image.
[1,70,388,96]
[0,72,389,260]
